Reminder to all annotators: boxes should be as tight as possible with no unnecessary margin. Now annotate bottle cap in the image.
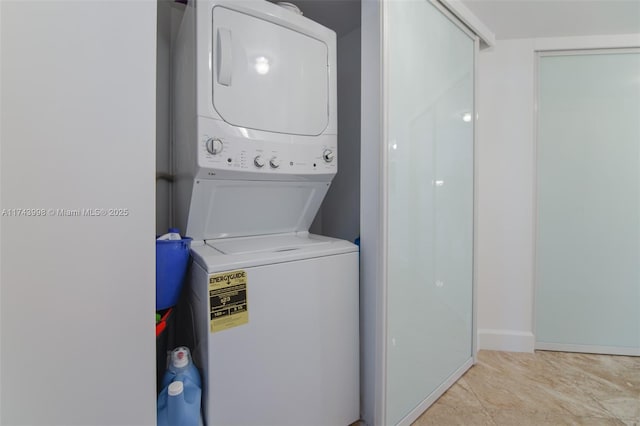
[171,347,190,369]
[168,381,184,396]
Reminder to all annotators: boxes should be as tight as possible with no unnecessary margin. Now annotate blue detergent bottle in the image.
[161,346,201,389]
[157,380,202,426]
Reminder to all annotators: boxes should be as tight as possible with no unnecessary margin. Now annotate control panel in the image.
[197,133,337,176]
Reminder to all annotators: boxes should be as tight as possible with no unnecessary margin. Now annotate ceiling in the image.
[459,0,640,40]
[267,0,640,40]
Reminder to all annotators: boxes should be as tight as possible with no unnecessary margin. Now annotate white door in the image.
[212,6,329,136]
[535,50,640,355]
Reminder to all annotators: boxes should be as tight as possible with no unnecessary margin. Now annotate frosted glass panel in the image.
[386,0,474,423]
[536,52,640,350]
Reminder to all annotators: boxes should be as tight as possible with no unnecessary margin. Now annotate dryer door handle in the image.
[216,28,232,86]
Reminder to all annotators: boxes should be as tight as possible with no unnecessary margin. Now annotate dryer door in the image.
[212,6,329,136]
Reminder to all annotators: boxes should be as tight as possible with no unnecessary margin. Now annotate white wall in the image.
[0,1,157,424]
[476,38,537,352]
[476,33,640,352]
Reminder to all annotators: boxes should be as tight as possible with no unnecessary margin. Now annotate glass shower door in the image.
[385,0,475,423]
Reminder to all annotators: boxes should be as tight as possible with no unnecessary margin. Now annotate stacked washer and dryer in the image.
[172,1,359,425]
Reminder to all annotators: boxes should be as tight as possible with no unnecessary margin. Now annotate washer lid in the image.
[212,6,330,136]
[211,232,331,255]
[191,232,358,271]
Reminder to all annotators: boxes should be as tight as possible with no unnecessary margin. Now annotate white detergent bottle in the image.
[157,227,182,240]
[161,346,202,389]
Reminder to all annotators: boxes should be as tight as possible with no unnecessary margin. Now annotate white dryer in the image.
[172,1,359,425]
[173,0,338,241]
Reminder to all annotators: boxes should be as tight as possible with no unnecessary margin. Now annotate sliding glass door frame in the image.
[379,1,479,424]
[533,48,640,356]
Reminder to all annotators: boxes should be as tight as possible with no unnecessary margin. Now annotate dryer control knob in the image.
[205,138,223,155]
[323,149,335,163]
[254,156,266,168]
[269,157,281,169]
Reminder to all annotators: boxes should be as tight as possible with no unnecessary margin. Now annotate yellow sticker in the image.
[208,269,248,333]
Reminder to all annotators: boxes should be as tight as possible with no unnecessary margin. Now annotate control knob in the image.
[269,157,281,169]
[254,156,266,168]
[323,149,335,163]
[205,138,223,155]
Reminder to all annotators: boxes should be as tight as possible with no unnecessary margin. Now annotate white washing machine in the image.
[172,1,359,425]
[189,233,359,425]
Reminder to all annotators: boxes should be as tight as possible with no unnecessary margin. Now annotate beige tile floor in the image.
[413,350,640,426]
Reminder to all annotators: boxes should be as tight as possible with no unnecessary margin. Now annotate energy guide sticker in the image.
[208,270,248,333]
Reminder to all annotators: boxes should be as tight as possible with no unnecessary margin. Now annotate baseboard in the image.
[536,342,640,356]
[478,329,535,352]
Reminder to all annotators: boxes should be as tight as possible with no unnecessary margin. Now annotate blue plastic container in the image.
[156,235,192,310]
[157,380,202,426]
